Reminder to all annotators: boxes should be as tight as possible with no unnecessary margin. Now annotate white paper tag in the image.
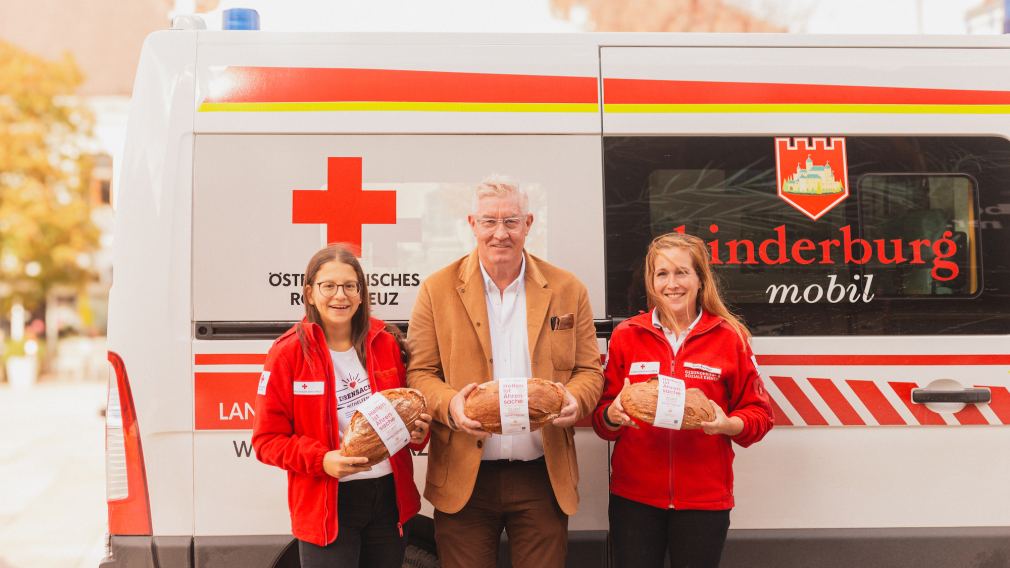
[629,361,660,375]
[357,393,410,456]
[497,377,532,435]
[652,374,687,430]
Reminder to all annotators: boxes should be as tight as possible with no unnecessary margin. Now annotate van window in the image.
[603,136,1010,335]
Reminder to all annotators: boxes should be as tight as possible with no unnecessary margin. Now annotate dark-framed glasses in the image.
[316,281,361,298]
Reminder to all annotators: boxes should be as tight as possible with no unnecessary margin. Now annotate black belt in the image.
[480,456,545,467]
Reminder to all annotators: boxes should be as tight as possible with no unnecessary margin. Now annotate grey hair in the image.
[471,175,529,215]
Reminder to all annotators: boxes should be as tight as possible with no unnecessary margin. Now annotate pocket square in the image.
[551,313,575,331]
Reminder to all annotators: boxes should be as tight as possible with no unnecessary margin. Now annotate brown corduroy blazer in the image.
[406,250,604,515]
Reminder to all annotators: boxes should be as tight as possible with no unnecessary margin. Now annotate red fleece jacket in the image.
[252,318,426,546]
[593,310,773,510]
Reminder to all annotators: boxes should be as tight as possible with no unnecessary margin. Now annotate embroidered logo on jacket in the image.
[629,361,660,375]
[257,371,271,395]
[293,381,325,395]
[683,361,722,381]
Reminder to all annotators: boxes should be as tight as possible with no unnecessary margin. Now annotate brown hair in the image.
[644,232,750,341]
[297,244,372,366]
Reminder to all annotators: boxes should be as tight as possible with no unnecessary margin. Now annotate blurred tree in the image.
[0,40,99,315]
[550,0,786,32]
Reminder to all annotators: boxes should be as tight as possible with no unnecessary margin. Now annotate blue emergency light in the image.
[223,8,260,30]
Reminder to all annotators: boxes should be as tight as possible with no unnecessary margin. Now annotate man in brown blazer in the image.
[407,176,603,568]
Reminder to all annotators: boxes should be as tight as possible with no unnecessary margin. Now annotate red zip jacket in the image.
[592,310,773,510]
[252,317,426,546]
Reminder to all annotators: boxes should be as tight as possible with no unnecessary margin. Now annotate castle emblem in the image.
[775,137,850,221]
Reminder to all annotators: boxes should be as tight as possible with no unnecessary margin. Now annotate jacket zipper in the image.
[314,325,337,545]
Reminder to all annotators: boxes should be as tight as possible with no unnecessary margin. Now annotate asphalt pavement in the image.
[0,381,107,568]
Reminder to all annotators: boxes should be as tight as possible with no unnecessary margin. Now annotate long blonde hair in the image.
[644,232,750,341]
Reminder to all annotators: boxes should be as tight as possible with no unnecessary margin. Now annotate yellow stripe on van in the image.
[604,103,1010,114]
[198,101,599,113]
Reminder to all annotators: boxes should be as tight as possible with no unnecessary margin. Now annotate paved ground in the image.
[0,381,107,568]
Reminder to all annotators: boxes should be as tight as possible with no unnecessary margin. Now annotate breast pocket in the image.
[550,328,575,371]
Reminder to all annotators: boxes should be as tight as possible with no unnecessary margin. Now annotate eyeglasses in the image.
[475,216,525,232]
[315,281,361,298]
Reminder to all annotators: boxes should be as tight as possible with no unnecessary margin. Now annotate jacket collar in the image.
[628,308,722,339]
[456,250,552,365]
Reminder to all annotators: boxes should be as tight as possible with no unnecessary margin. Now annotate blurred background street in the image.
[0,381,106,568]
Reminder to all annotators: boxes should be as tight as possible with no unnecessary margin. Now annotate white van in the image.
[101,26,1010,568]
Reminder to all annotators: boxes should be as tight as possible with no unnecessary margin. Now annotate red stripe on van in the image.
[205,67,599,104]
[767,395,793,426]
[603,79,1010,105]
[194,353,268,365]
[986,386,1010,424]
[770,376,827,426]
[889,382,946,426]
[953,404,989,425]
[755,355,1010,366]
[846,380,906,425]
[808,378,864,426]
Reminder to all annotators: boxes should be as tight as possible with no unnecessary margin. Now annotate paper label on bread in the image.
[357,393,411,456]
[342,388,426,466]
[464,377,564,434]
[620,378,715,430]
[652,374,687,430]
[497,377,532,435]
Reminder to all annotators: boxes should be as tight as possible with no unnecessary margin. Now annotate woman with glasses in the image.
[592,232,774,568]
[253,243,432,568]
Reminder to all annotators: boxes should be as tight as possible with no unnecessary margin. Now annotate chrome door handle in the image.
[911,387,991,405]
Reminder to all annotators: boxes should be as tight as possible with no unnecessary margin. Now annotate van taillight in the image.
[106,351,152,534]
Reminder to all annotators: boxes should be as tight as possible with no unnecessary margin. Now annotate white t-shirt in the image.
[332,347,393,481]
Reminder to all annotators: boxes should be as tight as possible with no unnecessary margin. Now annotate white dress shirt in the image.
[652,308,704,356]
[478,257,544,461]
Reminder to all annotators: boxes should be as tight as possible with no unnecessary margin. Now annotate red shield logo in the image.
[774,137,849,221]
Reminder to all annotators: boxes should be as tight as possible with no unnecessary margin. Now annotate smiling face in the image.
[650,246,701,327]
[306,260,362,333]
[468,193,533,273]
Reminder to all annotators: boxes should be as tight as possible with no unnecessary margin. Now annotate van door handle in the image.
[911,387,991,405]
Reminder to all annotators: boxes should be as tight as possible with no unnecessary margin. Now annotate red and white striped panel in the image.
[193,352,268,431]
[757,354,1010,427]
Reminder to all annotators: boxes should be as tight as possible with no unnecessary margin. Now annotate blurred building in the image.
[550,0,785,32]
[966,0,1002,33]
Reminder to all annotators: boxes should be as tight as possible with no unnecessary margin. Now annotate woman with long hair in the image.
[252,244,431,568]
[592,232,774,568]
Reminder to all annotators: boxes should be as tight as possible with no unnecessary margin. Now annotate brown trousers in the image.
[434,458,568,568]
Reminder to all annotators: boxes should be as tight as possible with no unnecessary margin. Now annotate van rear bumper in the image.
[99,526,1010,567]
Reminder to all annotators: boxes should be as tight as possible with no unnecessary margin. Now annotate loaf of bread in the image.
[620,379,714,429]
[342,388,427,466]
[464,378,565,434]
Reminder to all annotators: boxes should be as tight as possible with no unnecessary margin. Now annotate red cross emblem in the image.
[300,383,308,390]
[292,157,396,254]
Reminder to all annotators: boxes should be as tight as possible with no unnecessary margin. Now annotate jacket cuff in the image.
[310,448,327,476]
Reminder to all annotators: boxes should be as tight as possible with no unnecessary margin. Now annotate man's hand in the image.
[322,451,371,479]
[449,383,491,439]
[551,383,580,428]
[700,400,744,437]
[604,378,639,430]
[410,412,432,444]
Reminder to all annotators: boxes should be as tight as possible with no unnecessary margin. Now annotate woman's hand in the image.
[605,378,639,430]
[410,412,432,444]
[700,401,744,436]
[322,450,371,479]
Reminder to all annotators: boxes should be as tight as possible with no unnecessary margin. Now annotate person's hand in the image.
[700,400,744,436]
[410,412,432,444]
[323,450,371,479]
[449,383,490,439]
[605,378,639,430]
[551,384,579,428]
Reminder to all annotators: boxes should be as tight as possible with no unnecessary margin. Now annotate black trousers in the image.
[298,474,405,568]
[609,493,730,568]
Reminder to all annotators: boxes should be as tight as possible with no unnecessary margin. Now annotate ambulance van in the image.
[101,25,1010,568]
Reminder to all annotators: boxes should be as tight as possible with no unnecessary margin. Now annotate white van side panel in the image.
[108,30,199,535]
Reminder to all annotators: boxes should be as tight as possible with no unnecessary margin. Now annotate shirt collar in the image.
[479,255,526,294]
[652,307,703,335]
